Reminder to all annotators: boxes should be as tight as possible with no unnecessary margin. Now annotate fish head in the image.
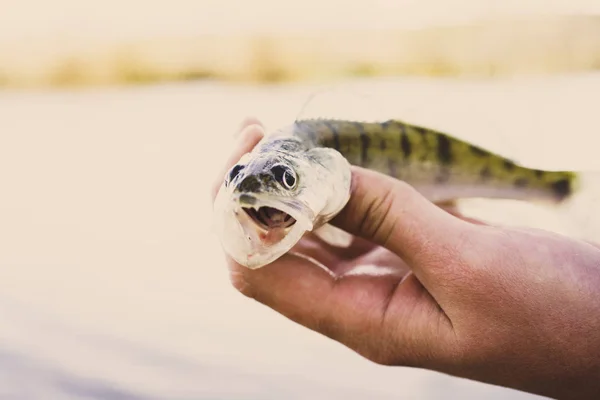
[213,146,351,269]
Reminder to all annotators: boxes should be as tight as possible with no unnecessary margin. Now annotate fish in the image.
[212,118,579,269]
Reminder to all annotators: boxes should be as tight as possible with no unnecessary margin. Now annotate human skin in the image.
[211,118,600,400]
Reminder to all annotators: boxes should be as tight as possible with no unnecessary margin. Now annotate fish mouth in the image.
[212,187,316,268]
[231,193,314,248]
[242,207,297,231]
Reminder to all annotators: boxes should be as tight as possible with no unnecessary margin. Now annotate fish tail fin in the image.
[538,169,580,204]
[455,169,600,244]
[544,169,600,242]
[495,163,580,205]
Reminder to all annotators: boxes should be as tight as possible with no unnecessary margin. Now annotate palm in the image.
[292,231,411,278]
[250,230,450,360]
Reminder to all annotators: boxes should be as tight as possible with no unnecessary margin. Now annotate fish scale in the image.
[290,118,577,204]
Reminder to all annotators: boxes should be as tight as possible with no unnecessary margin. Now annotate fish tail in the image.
[530,169,580,203]
[535,169,600,243]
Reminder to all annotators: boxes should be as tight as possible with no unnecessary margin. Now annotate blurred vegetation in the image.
[0,71,8,87]
[1,15,600,89]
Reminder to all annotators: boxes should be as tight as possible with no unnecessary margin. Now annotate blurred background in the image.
[1,1,600,399]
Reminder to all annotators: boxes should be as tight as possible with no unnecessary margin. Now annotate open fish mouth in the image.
[235,203,305,248]
[234,193,314,233]
[242,206,297,231]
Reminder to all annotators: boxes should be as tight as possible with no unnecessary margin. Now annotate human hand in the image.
[212,118,600,400]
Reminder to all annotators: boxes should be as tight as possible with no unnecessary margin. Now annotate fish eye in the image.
[271,164,297,190]
[225,164,244,186]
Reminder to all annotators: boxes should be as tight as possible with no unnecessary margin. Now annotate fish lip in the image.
[232,193,314,231]
[236,193,258,207]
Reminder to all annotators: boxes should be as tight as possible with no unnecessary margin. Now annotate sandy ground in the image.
[1,74,599,399]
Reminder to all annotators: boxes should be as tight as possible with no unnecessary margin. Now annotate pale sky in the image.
[2,0,600,44]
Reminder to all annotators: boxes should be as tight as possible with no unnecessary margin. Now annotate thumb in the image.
[331,166,478,281]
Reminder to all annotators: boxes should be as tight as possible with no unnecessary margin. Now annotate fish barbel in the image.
[213,118,578,269]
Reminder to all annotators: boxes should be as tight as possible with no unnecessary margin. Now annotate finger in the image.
[226,252,441,364]
[289,233,367,275]
[434,200,489,226]
[291,233,407,277]
[227,253,338,336]
[329,246,411,278]
[336,235,380,258]
[439,204,489,226]
[235,116,264,137]
[584,239,600,250]
[211,122,265,201]
[331,166,481,284]
[299,232,379,262]
[289,234,343,271]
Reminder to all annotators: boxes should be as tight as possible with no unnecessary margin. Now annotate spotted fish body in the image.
[214,118,578,269]
[293,118,577,204]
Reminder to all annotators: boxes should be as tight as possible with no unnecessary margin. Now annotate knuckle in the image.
[357,182,398,244]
